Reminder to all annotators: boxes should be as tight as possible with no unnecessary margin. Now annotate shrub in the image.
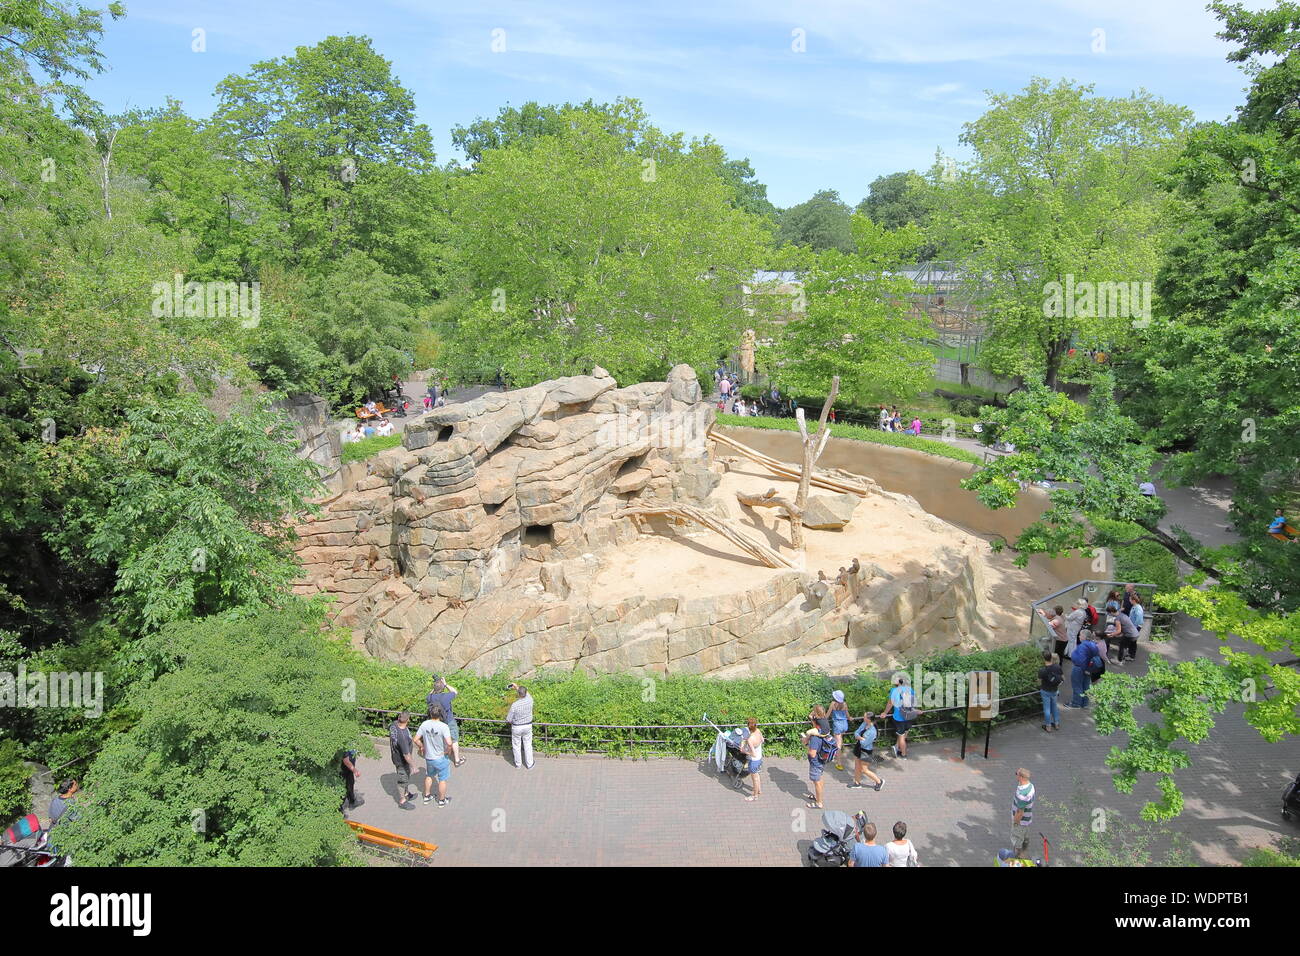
[1090,516,1181,598]
[0,739,30,827]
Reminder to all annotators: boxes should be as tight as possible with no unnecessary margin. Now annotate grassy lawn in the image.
[715,413,982,465]
[341,433,403,463]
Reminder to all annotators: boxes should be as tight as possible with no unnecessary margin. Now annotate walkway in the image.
[348,614,1299,866]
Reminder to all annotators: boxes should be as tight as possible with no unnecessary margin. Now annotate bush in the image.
[1243,837,1300,866]
[331,631,1043,756]
[0,739,30,827]
[341,434,403,463]
[715,414,981,465]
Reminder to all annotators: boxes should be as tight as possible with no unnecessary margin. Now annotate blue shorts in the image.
[425,756,451,781]
[446,718,460,743]
[808,756,826,782]
[748,758,763,774]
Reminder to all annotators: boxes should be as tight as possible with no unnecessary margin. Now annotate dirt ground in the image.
[587,459,1063,648]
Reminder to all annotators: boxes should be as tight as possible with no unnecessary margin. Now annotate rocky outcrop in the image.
[291,367,996,678]
[273,392,342,491]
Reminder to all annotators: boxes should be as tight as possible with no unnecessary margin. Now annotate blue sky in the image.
[82,0,1261,208]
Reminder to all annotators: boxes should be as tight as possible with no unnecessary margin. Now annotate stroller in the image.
[0,814,63,868]
[808,810,865,867]
[703,714,751,790]
[996,833,1051,867]
[1283,772,1300,821]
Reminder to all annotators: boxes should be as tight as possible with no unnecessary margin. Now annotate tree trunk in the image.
[795,375,840,532]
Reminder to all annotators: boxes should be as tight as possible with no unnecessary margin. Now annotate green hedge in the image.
[341,433,403,463]
[326,634,1041,757]
[715,414,982,466]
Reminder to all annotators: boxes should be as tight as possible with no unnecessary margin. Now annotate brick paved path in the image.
[348,617,1299,866]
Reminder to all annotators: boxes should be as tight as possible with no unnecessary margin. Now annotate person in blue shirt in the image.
[848,712,884,791]
[848,819,889,867]
[1269,509,1298,540]
[888,675,919,758]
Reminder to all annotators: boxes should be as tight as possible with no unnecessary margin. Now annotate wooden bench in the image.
[355,404,395,421]
[347,820,437,859]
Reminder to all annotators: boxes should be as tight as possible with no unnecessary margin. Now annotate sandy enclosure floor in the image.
[586,461,1061,647]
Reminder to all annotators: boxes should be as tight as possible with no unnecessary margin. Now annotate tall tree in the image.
[928,78,1191,388]
[446,107,778,385]
[776,189,855,252]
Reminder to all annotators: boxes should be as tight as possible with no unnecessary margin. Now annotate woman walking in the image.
[847,712,885,792]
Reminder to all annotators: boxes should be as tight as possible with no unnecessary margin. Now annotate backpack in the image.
[1071,641,1093,668]
[815,734,839,764]
[1086,655,1106,680]
[1085,605,1099,629]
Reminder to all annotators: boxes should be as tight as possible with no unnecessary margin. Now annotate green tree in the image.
[777,189,855,252]
[928,78,1191,388]
[81,395,322,632]
[769,216,933,406]
[446,107,778,385]
[54,605,364,866]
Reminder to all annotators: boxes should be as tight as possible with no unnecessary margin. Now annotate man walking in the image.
[415,704,454,807]
[506,682,535,770]
[889,674,919,758]
[1009,768,1035,857]
[340,749,361,812]
[848,817,888,867]
[427,676,466,767]
[389,711,418,809]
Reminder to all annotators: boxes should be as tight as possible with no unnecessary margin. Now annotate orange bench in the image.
[347,820,437,859]
[355,404,395,421]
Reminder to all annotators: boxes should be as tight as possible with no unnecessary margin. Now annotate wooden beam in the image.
[615,503,798,569]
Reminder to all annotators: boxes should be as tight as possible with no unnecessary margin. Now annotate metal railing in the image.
[1028,580,1175,648]
[358,684,1047,759]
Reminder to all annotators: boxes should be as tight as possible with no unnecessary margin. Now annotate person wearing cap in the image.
[889,674,919,759]
[1009,768,1035,856]
[828,690,851,771]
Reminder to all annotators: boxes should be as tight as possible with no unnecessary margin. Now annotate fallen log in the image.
[709,428,871,497]
[736,486,803,551]
[615,503,798,569]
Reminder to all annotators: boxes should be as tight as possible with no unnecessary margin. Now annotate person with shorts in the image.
[427,676,466,767]
[847,712,884,791]
[889,674,919,758]
[415,703,454,807]
[828,690,851,771]
[741,717,764,802]
[802,707,834,809]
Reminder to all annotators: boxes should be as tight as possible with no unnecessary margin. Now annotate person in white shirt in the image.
[376,419,394,437]
[506,683,535,770]
[885,820,919,866]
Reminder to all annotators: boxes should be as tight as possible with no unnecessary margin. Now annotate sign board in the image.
[966,670,999,722]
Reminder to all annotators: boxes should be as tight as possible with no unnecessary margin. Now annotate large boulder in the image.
[801,492,859,530]
[666,364,702,404]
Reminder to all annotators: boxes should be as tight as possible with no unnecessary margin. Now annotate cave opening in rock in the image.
[522,524,554,547]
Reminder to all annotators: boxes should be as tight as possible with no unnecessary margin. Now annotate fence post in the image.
[960,707,969,760]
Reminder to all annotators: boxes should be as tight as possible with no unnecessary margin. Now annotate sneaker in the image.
[423,795,432,805]
[892,744,899,758]
[834,763,844,771]
[874,779,885,792]
[398,800,415,811]
[847,782,866,789]
[436,799,447,808]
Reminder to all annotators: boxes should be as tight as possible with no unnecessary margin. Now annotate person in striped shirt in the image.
[1009,768,1035,856]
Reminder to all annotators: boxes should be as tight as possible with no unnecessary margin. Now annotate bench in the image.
[355,404,395,421]
[347,820,436,859]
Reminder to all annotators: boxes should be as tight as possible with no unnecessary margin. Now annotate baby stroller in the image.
[703,714,751,790]
[808,810,864,867]
[0,814,62,868]
[1283,772,1300,821]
